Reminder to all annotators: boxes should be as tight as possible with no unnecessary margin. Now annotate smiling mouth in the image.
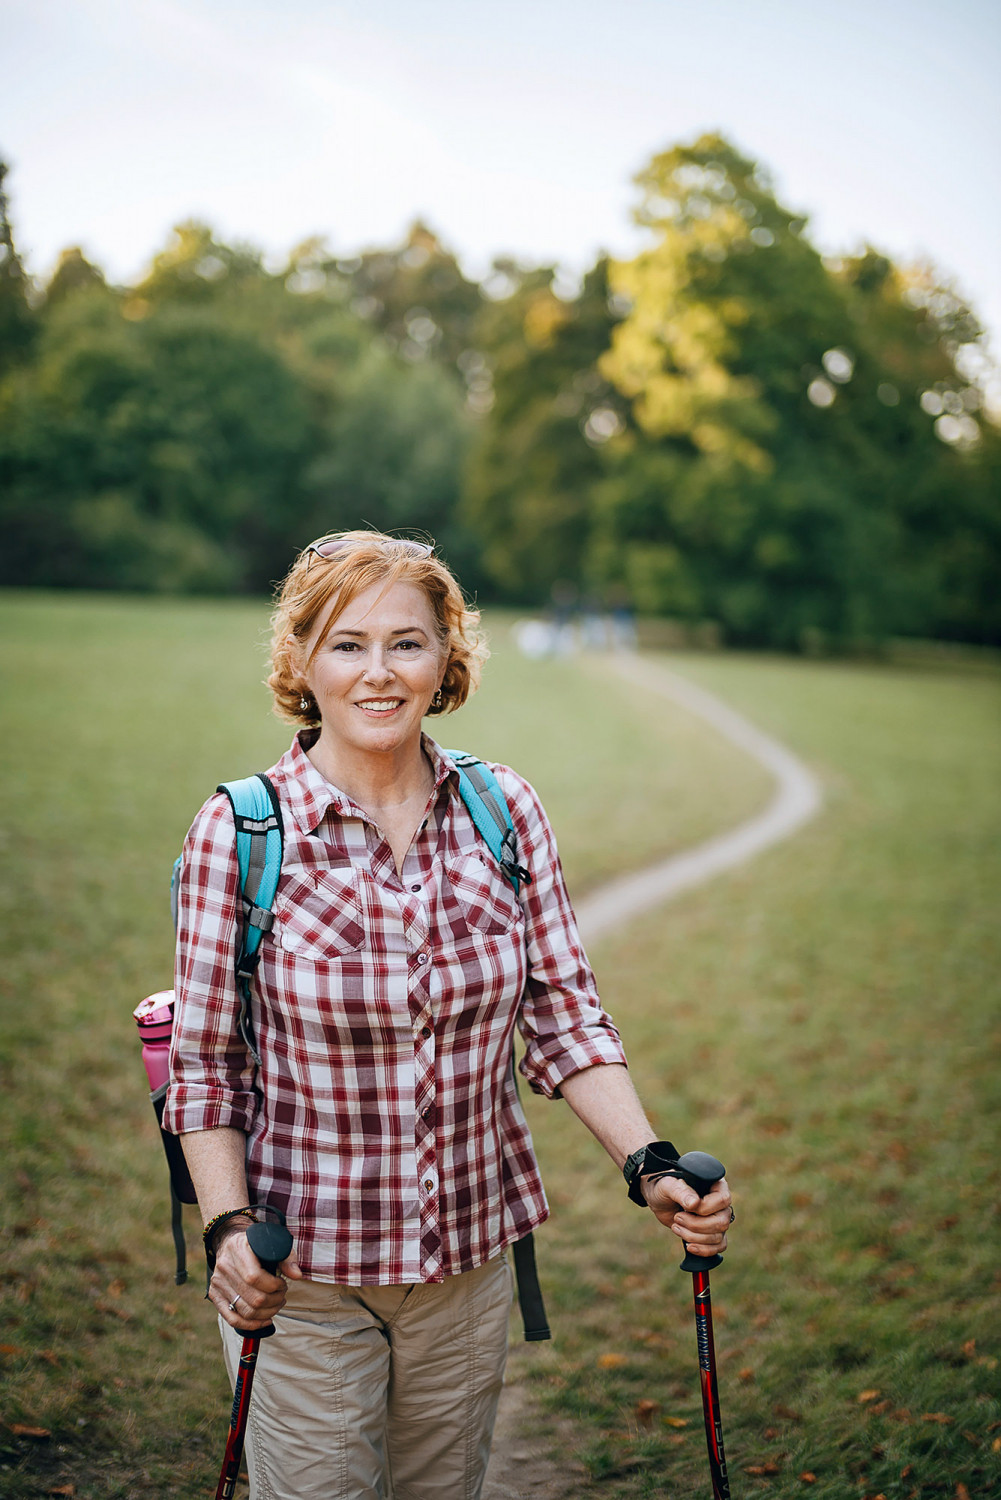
[356,699,404,713]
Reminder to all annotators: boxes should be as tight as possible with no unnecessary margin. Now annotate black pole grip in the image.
[671,1151,726,1274]
[233,1221,293,1339]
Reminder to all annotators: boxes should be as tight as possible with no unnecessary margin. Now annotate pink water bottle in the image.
[134,989,176,1095]
[134,988,197,1213]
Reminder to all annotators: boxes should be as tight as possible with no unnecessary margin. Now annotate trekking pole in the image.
[664,1150,732,1500]
[215,1216,294,1500]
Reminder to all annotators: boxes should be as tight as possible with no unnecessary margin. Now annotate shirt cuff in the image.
[161,1084,258,1137]
[521,1032,628,1100]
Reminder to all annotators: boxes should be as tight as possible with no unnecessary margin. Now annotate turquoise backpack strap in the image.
[446,751,531,893]
[216,773,284,1066]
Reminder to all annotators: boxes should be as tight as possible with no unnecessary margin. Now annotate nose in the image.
[363,646,394,685]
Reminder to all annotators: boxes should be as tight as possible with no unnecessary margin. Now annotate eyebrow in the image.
[325,625,430,638]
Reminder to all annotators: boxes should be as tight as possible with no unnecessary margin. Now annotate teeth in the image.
[358,700,402,712]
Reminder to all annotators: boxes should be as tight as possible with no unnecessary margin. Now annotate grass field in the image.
[0,592,998,1498]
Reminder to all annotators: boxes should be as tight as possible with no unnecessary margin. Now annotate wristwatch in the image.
[622,1140,681,1206]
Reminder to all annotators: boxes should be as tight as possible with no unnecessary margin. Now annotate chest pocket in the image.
[445,850,523,938]
[273,868,366,958]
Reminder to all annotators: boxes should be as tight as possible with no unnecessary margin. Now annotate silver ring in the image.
[729,1207,736,1224]
[228,1296,240,1312]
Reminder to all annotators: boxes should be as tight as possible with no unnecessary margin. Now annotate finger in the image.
[279,1256,304,1281]
[644,1175,700,1213]
[690,1179,731,1217]
[673,1206,732,1235]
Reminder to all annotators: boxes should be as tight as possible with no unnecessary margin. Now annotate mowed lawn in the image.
[515,650,1000,1498]
[0,590,766,1499]
[0,592,997,1498]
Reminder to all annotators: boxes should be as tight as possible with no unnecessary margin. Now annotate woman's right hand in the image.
[209,1223,303,1332]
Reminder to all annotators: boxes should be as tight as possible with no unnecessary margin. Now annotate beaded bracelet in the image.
[202,1206,259,1290]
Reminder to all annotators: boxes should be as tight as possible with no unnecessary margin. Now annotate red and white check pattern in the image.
[164,733,625,1285]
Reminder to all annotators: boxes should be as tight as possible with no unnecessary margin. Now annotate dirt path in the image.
[482,656,822,1498]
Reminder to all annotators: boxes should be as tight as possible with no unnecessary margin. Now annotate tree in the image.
[0,159,34,378]
[598,134,999,647]
[463,259,627,601]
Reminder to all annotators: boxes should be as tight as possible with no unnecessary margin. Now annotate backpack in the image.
[135,753,550,1341]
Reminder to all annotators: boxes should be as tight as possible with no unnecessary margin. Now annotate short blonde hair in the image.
[268,530,488,726]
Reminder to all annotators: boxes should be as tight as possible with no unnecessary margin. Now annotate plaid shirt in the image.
[163,733,625,1285]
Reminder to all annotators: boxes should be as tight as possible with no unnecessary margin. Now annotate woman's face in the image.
[299,578,447,760]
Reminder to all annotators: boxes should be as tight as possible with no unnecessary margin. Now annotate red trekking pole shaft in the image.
[667,1150,731,1500]
[215,1218,293,1500]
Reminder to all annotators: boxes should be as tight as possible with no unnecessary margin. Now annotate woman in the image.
[163,531,732,1500]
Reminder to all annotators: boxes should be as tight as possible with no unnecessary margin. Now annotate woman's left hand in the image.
[642,1173,733,1259]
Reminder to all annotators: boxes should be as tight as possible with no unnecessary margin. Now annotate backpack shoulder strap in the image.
[445,751,531,893]
[215,773,284,1066]
[445,749,548,1339]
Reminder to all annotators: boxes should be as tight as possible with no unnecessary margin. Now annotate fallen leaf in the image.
[936,1215,959,1231]
[993,1437,1001,1454]
[47,1487,75,1497]
[962,1339,976,1358]
[634,1399,659,1428]
[773,1403,803,1422]
[663,1416,689,1428]
[9,1423,51,1438]
[37,1350,59,1366]
[596,1352,627,1370]
[857,1388,883,1404]
[961,1429,980,1447]
[921,1412,953,1425]
[868,1400,893,1416]
[764,1427,781,1440]
[0,1344,24,1357]
[901,1467,913,1479]
[106,1279,125,1298]
[162,1302,177,1317]
[889,1408,912,1423]
[745,1461,782,1476]
[799,1474,817,1484]
[754,1312,772,1329]
[956,1485,970,1500]
[738,1367,755,1383]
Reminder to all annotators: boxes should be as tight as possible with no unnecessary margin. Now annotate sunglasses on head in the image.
[304,535,435,569]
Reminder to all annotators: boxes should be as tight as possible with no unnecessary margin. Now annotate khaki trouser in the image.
[219,1256,514,1500]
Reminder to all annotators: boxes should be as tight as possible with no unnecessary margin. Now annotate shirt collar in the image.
[273,731,461,836]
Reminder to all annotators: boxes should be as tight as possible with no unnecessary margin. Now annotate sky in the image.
[4,0,1000,365]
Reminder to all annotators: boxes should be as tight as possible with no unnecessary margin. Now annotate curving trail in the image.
[482,655,822,1499]
[573,654,822,945]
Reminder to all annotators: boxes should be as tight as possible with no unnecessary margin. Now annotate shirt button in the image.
[420,1025,432,1038]
[411,883,421,892]
[416,952,428,964]
[423,1179,434,1193]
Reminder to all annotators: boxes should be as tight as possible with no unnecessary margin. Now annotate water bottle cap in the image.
[133,990,176,1028]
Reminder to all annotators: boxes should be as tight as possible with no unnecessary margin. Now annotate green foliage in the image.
[596,135,1000,649]
[0,159,35,378]
[0,142,998,648]
[463,260,625,601]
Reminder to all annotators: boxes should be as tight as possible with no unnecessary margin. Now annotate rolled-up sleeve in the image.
[494,767,627,1098]
[161,794,259,1137]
